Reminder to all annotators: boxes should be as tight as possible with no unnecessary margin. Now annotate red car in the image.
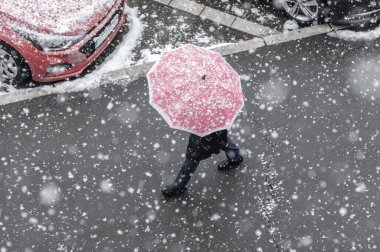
[0,0,127,86]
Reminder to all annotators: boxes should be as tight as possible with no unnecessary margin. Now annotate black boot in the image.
[161,183,187,197]
[217,157,243,171]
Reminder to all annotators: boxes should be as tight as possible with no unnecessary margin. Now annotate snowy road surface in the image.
[2,0,380,251]
[2,33,380,251]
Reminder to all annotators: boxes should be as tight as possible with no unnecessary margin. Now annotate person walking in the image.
[146,44,245,198]
[161,130,243,197]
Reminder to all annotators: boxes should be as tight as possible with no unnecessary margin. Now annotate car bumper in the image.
[25,0,126,83]
[330,4,380,25]
[331,9,380,25]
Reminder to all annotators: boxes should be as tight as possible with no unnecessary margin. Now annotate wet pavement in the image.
[0,72,274,251]
[2,33,380,251]
[127,0,254,64]
[245,36,380,251]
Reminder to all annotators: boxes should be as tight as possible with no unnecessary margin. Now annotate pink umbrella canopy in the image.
[147,44,244,137]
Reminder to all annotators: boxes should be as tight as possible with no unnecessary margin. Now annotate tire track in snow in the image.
[249,114,283,252]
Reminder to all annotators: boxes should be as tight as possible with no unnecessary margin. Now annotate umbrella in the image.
[147,44,244,137]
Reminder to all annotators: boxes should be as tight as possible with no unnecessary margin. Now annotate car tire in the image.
[0,41,31,86]
[280,0,328,25]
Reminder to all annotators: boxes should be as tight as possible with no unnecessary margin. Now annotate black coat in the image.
[186,130,228,161]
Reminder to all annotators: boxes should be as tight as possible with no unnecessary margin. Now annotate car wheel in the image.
[281,0,325,24]
[0,41,31,86]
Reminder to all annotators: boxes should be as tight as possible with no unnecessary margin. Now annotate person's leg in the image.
[175,159,200,187]
[162,158,200,197]
[218,137,243,171]
[224,137,243,163]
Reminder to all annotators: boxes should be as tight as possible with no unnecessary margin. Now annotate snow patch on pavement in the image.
[133,11,234,66]
[329,25,380,41]
[250,7,277,24]
[99,7,144,73]
[0,82,17,93]
[211,0,280,26]
[283,20,299,31]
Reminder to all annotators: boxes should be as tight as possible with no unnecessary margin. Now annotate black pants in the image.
[175,137,243,186]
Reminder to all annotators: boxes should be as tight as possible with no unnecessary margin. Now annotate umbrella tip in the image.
[202,75,206,80]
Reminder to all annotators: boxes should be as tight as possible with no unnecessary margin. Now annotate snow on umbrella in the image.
[147,44,244,137]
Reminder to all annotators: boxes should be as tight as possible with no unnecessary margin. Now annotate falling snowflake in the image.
[210,213,221,221]
[100,179,115,194]
[39,183,61,206]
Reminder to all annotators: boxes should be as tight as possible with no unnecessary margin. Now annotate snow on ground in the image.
[226,1,280,25]
[250,7,278,24]
[0,82,18,93]
[328,25,380,41]
[133,9,237,66]
[283,19,299,32]
[98,7,144,73]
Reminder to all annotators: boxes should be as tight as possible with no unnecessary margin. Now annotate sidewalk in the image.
[1,34,380,251]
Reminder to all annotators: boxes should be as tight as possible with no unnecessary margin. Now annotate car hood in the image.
[0,0,118,36]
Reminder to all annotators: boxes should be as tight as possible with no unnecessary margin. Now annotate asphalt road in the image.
[0,63,273,251]
[1,33,380,251]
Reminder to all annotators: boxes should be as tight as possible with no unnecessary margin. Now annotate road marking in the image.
[170,0,205,16]
[160,0,278,36]
[101,68,128,81]
[125,62,155,78]
[0,88,50,106]
[210,38,266,55]
[154,0,171,5]
[231,17,278,37]
[263,24,332,45]
[200,6,237,27]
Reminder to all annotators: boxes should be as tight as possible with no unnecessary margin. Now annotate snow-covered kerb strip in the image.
[154,0,278,37]
[264,24,335,45]
[328,23,380,41]
[104,23,343,79]
[0,23,346,106]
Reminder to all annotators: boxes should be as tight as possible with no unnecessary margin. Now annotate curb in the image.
[102,23,345,81]
[159,0,279,37]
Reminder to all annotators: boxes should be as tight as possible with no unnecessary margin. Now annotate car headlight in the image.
[12,26,85,52]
